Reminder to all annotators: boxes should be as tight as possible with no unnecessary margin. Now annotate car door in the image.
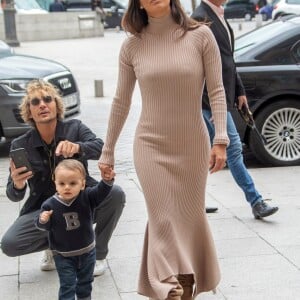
[225,0,248,18]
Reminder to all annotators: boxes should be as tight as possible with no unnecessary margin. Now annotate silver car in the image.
[0,40,81,141]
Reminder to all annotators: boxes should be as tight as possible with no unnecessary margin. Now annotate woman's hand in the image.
[209,144,227,174]
[98,162,115,181]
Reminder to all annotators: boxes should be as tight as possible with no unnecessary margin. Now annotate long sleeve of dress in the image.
[201,26,229,146]
[99,40,136,165]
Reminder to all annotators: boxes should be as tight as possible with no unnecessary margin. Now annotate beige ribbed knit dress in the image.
[99,14,229,300]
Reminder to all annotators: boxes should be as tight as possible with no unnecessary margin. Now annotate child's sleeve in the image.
[87,180,114,208]
[35,203,52,231]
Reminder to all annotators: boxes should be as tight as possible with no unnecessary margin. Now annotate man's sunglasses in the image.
[30,95,53,106]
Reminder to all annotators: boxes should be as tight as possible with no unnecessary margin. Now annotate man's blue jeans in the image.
[203,109,262,207]
[54,248,95,300]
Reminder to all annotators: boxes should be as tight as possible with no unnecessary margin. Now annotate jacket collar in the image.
[201,1,234,51]
[31,120,65,148]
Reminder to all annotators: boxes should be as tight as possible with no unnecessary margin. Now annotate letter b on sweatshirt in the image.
[63,212,80,231]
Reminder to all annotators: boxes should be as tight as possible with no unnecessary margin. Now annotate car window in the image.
[102,0,127,8]
[14,0,43,10]
[235,21,292,56]
[114,0,127,7]
[226,0,247,6]
[272,0,280,5]
[256,37,299,64]
[286,0,300,4]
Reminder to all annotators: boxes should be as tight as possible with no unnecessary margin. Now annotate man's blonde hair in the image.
[19,79,65,126]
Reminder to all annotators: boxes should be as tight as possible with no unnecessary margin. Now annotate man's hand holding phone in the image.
[10,159,33,189]
[9,148,33,190]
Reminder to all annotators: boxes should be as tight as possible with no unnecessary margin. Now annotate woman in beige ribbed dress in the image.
[99,0,229,299]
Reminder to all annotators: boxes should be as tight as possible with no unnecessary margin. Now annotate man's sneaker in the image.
[93,259,106,277]
[40,249,56,271]
[252,200,279,219]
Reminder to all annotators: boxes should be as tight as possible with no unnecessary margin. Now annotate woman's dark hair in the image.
[122,0,201,35]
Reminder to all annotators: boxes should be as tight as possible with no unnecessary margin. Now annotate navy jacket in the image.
[6,119,103,216]
[191,1,245,111]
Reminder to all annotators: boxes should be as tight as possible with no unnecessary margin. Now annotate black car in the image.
[0,40,81,141]
[61,0,127,10]
[224,0,259,20]
[61,0,126,28]
[233,15,300,166]
[61,0,91,10]
[102,0,127,28]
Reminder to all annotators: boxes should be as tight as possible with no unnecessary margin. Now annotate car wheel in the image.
[244,13,252,21]
[249,100,300,166]
[261,13,268,21]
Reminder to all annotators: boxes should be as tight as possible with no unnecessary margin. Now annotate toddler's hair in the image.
[55,159,86,179]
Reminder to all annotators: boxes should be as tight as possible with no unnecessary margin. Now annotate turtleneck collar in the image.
[146,13,178,34]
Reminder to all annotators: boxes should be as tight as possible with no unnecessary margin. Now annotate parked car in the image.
[14,0,48,13]
[0,40,80,141]
[102,0,127,28]
[224,0,259,21]
[61,0,126,28]
[1,0,48,13]
[232,15,300,166]
[272,0,300,19]
[61,0,127,11]
[61,0,91,10]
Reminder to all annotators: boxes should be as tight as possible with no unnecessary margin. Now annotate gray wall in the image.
[0,11,104,42]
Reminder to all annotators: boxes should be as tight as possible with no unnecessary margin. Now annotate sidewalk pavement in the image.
[1,24,300,300]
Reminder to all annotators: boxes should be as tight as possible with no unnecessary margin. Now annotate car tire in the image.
[249,99,300,166]
[244,13,252,21]
[261,13,268,21]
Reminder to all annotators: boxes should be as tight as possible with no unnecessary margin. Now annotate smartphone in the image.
[10,148,33,174]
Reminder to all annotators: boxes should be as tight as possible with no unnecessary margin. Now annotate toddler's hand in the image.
[39,210,53,223]
[99,163,115,181]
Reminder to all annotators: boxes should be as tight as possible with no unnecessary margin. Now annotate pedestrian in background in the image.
[35,159,114,300]
[91,0,106,23]
[191,0,279,219]
[1,80,125,277]
[98,0,229,298]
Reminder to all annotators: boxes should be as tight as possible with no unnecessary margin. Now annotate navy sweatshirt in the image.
[35,180,113,257]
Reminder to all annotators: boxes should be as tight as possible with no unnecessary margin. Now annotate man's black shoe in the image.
[206,207,218,213]
[252,200,279,219]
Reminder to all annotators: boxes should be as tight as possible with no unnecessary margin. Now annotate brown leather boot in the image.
[177,274,194,300]
[166,284,183,300]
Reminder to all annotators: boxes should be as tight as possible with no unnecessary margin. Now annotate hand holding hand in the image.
[98,162,115,181]
[10,159,32,190]
[209,144,227,174]
[55,140,80,158]
[39,210,53,223]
